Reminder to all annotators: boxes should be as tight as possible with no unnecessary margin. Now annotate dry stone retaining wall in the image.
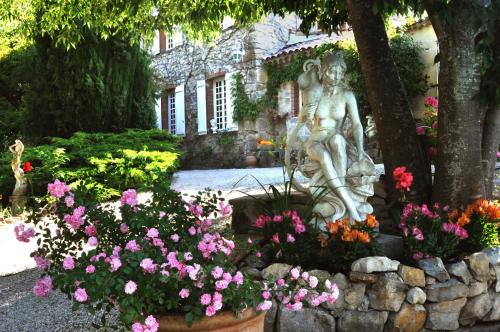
[259,249,500,331]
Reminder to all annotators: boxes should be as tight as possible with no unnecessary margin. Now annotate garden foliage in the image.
[0,130,180,204]
[0,30,157,145]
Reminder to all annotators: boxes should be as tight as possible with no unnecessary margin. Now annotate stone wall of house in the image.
[152,15,298,169]
[250,250,500,331]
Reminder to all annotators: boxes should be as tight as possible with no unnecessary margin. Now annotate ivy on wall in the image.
[230,72,261,122]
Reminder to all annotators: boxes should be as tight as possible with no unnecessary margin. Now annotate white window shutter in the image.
[151,30,160,55]
[196,80,207,134]
[175,85,186,135]
[172,30,183,47]
[225,71,239,131]
[154,95,162,129]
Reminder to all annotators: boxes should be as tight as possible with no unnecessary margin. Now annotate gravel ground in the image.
[0,165,498,331]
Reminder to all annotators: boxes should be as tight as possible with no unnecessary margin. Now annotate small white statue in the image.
[286,53,378,228]
[9,139,28,197]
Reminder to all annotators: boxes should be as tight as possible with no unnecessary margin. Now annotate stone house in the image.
[150,15,345,169]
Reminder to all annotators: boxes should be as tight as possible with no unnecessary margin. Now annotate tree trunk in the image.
[482,15,500,198]
[346,0,432,203]
[426,1,487,207]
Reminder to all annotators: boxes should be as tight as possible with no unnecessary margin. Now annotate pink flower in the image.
[497,151,500,158]
[395,172,413,191]
[140,258,157,273]
[74,288,88,302]
[256,300,272,311]
[63,256,75,270]
[153,238,164,247]
[179,288,190,298]
[131,323,144,332]
[416,126,425,136]
[219,201,232,216]
[295,288,308,301]
[33,276,52,297]
[84,224,97,236]
[124,281,137,294]
[14,224,35,243]
[232,271,244,286]
[205,305,217,317]
[120,189,138,207]
[146,228,159,238]
[308,276,318,288]
[63,206,85,230]
[286,233,295,243]
[273,215,283,223]
[276,279,285,287]
[294,223,306,234]
[255,251,262,258]
[64,195,75,207]
[34,255,50,271]
[287,302,303,311]
[170,234,180,242]
[424,96,439,108]
[301,272,309,280]
[47,179,70,198]
[413,252,424,261]
[412,227,424,241]
[126,240,141,252]
[215,280,229,290]
[200,293,212,305]
[454,226,469,240]
[109,257,122,272]
[211,266,223,279]
[262,291,271,300]
[120,223,129,233]
[290,268,300,280]
[86,265,96,274]
[159,211,166,219]
[144,315,159,332]
[87,236,98,247]
[188,226,197,236]
[328,284,339,303]
[271,233,280,244]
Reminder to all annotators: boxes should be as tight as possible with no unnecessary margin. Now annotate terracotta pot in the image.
[157,309,265,332]
[244,155,258,168]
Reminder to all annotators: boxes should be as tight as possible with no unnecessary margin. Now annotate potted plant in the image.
[19,178,272,331]
[17,177,340,331]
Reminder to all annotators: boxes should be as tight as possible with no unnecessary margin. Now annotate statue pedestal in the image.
[9,195,26,216]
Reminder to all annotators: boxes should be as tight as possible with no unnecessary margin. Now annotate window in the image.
[167,91,176,134]
[213,77,228,130]
[167,37,174,50]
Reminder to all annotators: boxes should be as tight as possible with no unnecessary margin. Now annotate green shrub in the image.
[0,129,180,204]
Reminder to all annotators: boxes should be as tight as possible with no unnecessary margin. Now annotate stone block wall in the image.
[249,250,500,331]
[152,15,299,169]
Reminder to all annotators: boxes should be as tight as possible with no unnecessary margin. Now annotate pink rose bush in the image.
[24,180,264,330]
[416,96,438,161]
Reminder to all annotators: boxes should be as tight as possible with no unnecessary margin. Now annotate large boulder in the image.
[351,256,400,273]
[418,258,450,282]
[406,287,426,305]
[367,272,407,312]
[385,303,427,332]
[468,281,488,297]
[262,263,292,281]
[278,307,335,332]
[465,253,490,282]
[425,297,467,330]
[447,260,473,285]
[398,265,425,287]
[426,279,468,302]
[459,293,492,326]
[337,310,388,332]
[481,291,500,322]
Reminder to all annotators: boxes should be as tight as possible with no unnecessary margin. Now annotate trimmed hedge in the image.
[0,129,180,204]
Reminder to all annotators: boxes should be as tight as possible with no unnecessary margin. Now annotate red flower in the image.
[22,161,32,173]
[393,166,413,191]
[393,166,407,180]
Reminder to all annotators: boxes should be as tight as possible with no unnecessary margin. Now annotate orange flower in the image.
[326,222,341,235]
[318,234,329,247]
[457,213,470,227]
[357,231,371,243]
[342,229,357,242]
[257,138,273,146]
[366,214,378,228]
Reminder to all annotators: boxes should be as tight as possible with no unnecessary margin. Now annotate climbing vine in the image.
[231,34,429,122]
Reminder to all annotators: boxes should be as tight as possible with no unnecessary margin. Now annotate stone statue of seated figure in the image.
[286,52,378,227]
